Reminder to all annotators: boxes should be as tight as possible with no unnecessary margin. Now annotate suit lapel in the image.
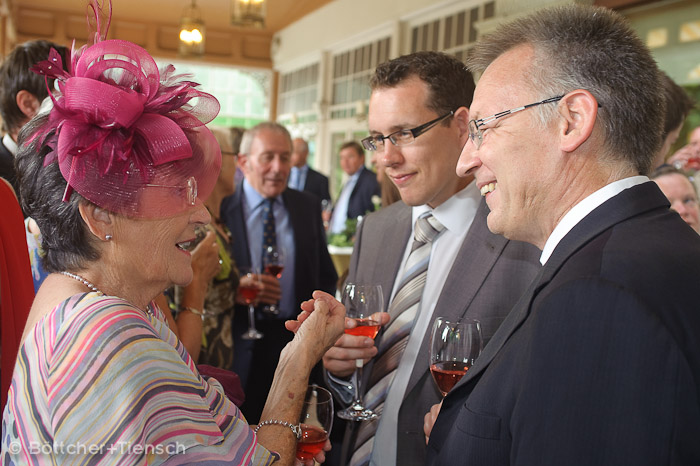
[404,200,513,395]
[447,181,670,395]
[221,183,251,268]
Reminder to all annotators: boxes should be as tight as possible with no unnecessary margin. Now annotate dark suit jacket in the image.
[346,166,381,220]
[338,198,541,465]
[220,183,337,423]
[427,182,700,466]
[303,166,331,203]
[0,139,19,197]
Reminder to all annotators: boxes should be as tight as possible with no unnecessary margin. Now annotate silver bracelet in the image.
[254,419,302,440]
[183,306,205,321]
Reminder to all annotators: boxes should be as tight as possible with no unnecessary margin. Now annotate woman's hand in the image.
[190,230,220,287]
[294,439,331,466]
[285,291,345,361]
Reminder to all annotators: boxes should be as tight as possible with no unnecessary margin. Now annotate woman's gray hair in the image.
[16,113,100,273]
[467,4,664,175]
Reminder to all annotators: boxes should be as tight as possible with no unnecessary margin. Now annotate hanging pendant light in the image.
[179,0,205,57]
[231,0,266,28]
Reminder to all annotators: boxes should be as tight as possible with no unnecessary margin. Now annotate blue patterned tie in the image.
[350,212,445,466]
[261,198,277,265]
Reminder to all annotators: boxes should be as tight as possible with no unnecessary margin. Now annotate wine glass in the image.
[429,317,483,397]
[337,283,383,421]
[296,385,333,462]
[262,245,285,315]
[321,199,333,230]
[239,267,263,340]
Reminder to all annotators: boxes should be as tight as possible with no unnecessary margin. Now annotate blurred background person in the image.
[289,137,331,204]
[0,40,68,201]
[669,125,700,172]
[329,141,380,234]
[651,165,700,233]
[221,122,337,424]
[651,72,695,170]
[169,126,244,369]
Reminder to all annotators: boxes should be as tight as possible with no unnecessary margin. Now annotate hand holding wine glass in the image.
[429,317,482,396]
[337,283,384,421]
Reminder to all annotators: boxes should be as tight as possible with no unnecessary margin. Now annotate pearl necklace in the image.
[61,271,155,317]
[61,271,103,295]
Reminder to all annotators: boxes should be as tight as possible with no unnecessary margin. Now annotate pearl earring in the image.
[105,234,113,241]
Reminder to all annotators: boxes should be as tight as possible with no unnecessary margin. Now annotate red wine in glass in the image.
[430,361,471,396]
[429,317,482,397]
[264,264,284,279]
[296,385,333,462]
[344,318,381,339]
[240,268,263,340]
[296,424,328,461]
[238,284,260,303]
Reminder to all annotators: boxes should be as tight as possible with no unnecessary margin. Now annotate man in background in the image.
[651,165,700,233]
[221,122,337,423]
[651,72,695,170]
[329,141,380,234]
[323,51,540,466]
[0,40,68,199]
[288,137,331,204]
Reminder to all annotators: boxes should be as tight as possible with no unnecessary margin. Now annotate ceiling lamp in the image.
[231,0,266,28]
[179,0,205,57]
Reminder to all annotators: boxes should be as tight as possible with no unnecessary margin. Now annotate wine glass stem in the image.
[248,304,257,331]
[352,360,364,406]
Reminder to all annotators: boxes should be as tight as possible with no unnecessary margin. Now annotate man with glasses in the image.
[221,122,337,424]
[322,51,540,466]
[425,5,700,466]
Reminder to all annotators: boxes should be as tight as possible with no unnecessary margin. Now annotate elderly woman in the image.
[1,24,343,466]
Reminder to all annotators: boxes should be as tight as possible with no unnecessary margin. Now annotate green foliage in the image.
[328,217,359,247]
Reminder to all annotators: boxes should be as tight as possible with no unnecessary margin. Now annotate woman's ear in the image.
[78,202,114,241]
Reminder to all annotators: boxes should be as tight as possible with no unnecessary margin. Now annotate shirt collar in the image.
[412,180,480,234]
[540,175,649,265]
[242,179,281,211]
[2,134,18,156]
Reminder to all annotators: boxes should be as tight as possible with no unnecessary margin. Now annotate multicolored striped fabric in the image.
[1,292,278,465]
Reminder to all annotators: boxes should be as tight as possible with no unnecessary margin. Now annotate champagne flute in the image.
[262,245,285,315]
[239,267,263,340]
[337,283,383,421]
[429,317,482,396]
[296,385,333,462]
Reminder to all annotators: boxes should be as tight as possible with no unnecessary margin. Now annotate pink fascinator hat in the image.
[30,0,221,218]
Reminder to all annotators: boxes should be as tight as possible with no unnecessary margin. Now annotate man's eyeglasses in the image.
[361,111,455,151]
[468,95,564,150]
[145,176,198,206]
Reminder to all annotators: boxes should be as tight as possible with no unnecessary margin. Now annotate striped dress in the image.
[1,292,278,465]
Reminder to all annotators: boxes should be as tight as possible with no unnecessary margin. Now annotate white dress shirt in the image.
[288,164,309,191]
[330,170,362,234]
[540,176,649,265]
[370,181,480,465]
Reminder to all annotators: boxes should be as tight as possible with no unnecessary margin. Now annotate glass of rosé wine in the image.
[262,245,285,315]
[429,318,482,396]
[296,385,333,462]
[337,283,384,421]
[239,267,263,340]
